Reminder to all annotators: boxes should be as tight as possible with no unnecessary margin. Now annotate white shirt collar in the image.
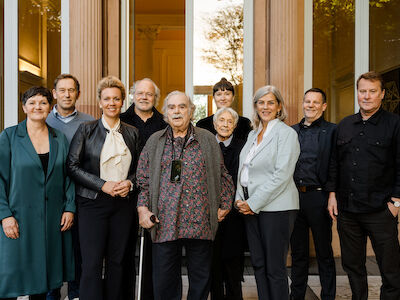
[53,105,78,122]
[215,134,233,147]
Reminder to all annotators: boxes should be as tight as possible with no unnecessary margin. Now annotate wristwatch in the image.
[389,199,400,208]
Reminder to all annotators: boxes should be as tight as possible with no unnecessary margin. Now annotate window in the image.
[312,0,355,123]
[18,0,61,121]
[369,0,400,115]
[193,0,244,122]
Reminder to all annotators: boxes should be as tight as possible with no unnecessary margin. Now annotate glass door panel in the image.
[132,0,185,111]
[193,0,244,123]
[313,0,355,123]
[369,0,400,115]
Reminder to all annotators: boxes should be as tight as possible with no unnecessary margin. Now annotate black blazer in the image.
[67,119,141,200]
[292,118,336,190]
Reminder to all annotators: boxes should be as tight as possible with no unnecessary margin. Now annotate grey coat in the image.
[141,126,226,241]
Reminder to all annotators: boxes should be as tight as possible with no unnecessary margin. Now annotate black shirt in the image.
[38,152,49,175]
[120,103,167,149]
[196,115,252,141]
[294,117,323,187]
[327,108,400,213]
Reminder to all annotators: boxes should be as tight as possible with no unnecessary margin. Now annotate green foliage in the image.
[201,4,244,85]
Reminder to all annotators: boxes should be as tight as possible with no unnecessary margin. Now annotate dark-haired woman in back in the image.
[0,86,75,299]
[196,78,252,141]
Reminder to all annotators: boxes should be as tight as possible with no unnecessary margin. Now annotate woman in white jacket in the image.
[236,85,300,300]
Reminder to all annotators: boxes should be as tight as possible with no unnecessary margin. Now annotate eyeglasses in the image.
[136,91,155,98]
[58,88,76,94]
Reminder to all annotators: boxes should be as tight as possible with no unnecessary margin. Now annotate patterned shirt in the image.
[137,126,234,243]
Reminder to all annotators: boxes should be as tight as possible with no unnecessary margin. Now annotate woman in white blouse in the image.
[67,76,140,300]
[235,85,300,300]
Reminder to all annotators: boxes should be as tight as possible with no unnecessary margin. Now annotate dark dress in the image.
[211,136,246,300]
[196,115,252,141]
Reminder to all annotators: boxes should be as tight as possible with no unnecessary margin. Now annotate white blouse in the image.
[100,116,132,182]
[240,118,279,187]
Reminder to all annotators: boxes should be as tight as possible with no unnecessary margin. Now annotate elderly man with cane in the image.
[136,91,235,300]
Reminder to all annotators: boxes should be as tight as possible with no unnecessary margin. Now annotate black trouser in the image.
[245,210,297,300]
[338,209,400,300]
[121,209,139,300]
[210,229,243,300]
[152,239,213,300]
[78,193,135,300]
[2,294,46,300]
[290,191,336,300]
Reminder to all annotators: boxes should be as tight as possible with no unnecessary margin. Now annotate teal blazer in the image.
[0,120,75,298]
[236,120,300,213]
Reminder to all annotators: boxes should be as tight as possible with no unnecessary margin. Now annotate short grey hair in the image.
[213,107,239,127]
[252,85,288,128]
[162,91,196,122]
[129,78,161,106]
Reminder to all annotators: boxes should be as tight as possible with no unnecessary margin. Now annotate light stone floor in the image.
[22,274,383,300]
[308,275,382,300]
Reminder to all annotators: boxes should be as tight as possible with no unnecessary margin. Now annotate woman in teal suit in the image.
[0,87,75,300]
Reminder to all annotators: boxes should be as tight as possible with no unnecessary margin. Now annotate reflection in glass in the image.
[133,0,185,111]
[370,0,400,115]
[18,0,61,122]
[193,0,244,120]
[313,0,355,123]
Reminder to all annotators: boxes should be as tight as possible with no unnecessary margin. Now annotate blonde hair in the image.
[97,76,126,101]
[252,85,287,128]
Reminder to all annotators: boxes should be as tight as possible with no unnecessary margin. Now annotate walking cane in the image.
[137,214,156,300]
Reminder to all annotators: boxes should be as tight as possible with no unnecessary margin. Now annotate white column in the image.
[120,0,129,101]
[304,0,313,92]
[185,0,194,100]
[4,0,18,127]
[355,0,369,112]
[61,0,70,73]
[243,0,254,119]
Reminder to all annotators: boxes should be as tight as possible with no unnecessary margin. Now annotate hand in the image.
[113,180,132,198]
[2,216,19,239]
[328,192,338,221]
[236,200,255,215]
[138,206,159,229]
[101,181,119,197]
[218,208,230,222]
[61,212,74,231]
[387,197,400,217]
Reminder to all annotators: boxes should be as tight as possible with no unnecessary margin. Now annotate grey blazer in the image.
[235,120,300,213]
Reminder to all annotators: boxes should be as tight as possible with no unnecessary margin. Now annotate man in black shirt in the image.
[120,78,167,148]
[120,78,167,300]
[290,88,336,300]
[327,71,400,300]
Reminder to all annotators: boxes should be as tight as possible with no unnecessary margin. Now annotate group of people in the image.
[0,71,399,300]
